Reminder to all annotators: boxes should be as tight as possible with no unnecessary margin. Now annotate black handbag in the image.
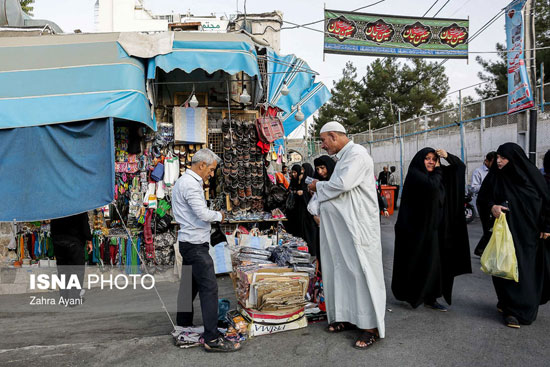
[155,213,173,234]
[210,223,227,247]
[285,192,296,211]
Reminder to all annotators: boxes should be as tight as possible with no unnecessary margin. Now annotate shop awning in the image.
[280,82,332,135]
[0,118,114,222]
[146,32,261,79]
[266,49,316,114]
[0,33,155,130]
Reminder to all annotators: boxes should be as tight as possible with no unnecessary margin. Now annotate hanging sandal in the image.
[326,322,356,333]
[204,336,241,353]
[354,331,379,350]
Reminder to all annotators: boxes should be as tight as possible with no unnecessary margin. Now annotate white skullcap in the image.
[320,121,347,134]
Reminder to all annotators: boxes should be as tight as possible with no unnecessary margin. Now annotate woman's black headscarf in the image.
[409,147,437,174]
[494,143,549,203]
[313,155,336,181]
[302,163,315,180]
[290,164,302,189]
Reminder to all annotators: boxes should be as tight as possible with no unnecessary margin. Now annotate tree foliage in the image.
[535,0,550,83]
[313,58,449,136]
[313,61,362,136]
[475,43,508,99]
[20,0,34,16]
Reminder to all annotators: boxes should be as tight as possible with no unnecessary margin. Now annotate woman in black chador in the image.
[392,148,471,311]
[287,163,318,252]
[477,143,550,328]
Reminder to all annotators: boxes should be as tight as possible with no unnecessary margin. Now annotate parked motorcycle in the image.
[464,190,475,224]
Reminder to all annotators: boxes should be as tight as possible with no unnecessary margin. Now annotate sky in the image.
[32,0,512,137]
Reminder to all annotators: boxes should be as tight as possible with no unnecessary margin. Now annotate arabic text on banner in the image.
[323,10,469,59]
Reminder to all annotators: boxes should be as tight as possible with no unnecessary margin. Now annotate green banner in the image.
[324,9,469,59]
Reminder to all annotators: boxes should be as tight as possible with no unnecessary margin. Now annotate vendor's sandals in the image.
[504,314,520,329]
[326,322,356,333]
[354,331,379,350]
[204,336,241,353]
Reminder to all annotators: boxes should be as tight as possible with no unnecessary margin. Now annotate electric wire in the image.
[449,0,472,16]
[432,0,452,18]
[422,0,440,17]
[280,0,386,30]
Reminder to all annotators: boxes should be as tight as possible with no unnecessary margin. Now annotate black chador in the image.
[392,148,471,308]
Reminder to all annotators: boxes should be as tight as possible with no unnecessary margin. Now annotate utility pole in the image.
[398,109,404,197]
[525,0,537,163]
[459,89,465,162]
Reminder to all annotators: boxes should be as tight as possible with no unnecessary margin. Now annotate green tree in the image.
[354,58,449,132]
[475,43,507,99]
[535,0,550,83]
[313,58,450,136]
[313,61,362,136]
[20,0,34,16]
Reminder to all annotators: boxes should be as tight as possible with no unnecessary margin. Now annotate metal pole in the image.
[323,3,326,62]
[526,0,537,163]
[459,89,466,162]
[368,120,373,142]
[398,110,404,197]
[541,62,545,113]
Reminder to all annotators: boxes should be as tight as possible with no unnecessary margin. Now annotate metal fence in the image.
[306,83,550,187]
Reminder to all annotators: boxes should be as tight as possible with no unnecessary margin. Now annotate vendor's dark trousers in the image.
[53,237,85,301]
[176,241,219,342]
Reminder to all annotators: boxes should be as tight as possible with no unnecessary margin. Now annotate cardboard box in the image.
[247,315,308,337]
[239,305,304,324]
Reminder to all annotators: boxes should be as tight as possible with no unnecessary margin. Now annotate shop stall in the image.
[1,31,332,299]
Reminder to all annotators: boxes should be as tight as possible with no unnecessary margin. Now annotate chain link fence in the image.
[307,83,550,187]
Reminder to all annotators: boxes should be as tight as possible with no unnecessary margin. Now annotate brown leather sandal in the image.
[326,322,356,333]
[354,331,379,350]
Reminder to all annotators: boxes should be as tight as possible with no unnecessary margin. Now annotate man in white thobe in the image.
[308,121,386,349]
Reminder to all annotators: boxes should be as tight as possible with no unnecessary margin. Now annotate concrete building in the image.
[94,0,282,52]
[95,0,167,32]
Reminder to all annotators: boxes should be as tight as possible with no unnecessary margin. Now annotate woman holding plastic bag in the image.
[392,148,471,311]
[477,143,550,328]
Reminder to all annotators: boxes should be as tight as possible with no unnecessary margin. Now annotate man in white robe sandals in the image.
[308,121,386,349]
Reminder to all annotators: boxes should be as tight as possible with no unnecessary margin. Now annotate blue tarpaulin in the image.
[266,49,316,114]
[0,118,114,222]
[280,82,332,136]
[0,33,155,130]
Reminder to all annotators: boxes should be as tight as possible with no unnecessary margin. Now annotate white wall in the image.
[97,0,167,32]
[365,111,550,186]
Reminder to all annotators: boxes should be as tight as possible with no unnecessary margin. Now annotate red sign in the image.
[326,16,357,42]
[439,23,468,48]
[401,22,431,47]
[364,19,395,44]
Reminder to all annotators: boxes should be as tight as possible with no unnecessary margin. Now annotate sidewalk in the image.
[1,214,550,367]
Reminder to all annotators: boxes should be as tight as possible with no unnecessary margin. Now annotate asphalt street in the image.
[1,214,549,367]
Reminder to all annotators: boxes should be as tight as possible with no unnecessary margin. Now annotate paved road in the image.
[1,215,549,367]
